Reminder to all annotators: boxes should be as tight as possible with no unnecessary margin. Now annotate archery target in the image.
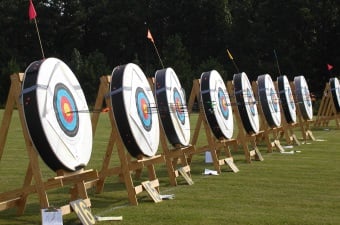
[22,57,92,172]
[54,83,79,136]
[257,74,281,128]
[233,72,259,134]
[110,63,159,158]
[277,75,297,124]
[294,76,313,120]
[329,77,340,112]
[155,67,190,146]
[200,70,234,139]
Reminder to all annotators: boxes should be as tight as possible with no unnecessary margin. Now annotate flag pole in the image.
[147,29,164,68]
[33,18,45,59]
[227,49,239,73]
[273,49,282,76]
[29,0,45,59]
[152,41,164,69]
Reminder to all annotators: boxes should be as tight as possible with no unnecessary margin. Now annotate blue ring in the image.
[247,88,256,116]
[218,88,229,120]
[270,88,279,113]
[173,88,185,125]
[53,83,79,137]
[136,87,152,131]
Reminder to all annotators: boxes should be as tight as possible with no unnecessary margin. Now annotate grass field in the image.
[1,109,340,225]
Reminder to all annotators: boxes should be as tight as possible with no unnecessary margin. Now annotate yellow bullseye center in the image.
[63,103,71,116]
[143,104,148,116]
[175,100,182,112]
[222,98,226,108]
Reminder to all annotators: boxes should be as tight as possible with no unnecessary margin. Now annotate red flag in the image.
[327,64,334,71]
[147,29,154,43]
[29,0,37,20]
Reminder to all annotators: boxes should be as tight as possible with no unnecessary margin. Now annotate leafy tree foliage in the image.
[0,0,339,106]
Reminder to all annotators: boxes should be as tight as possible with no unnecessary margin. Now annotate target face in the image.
[136,87,152,131]
[155,68,190,146]
[329,77,340,112]
[173,88,186,125]
[22,57,92,172]
[218,87,230,120]
[54,83,79,136]
[278,75,296,124]
[200,70,233,139]
[110,63,159,158]
[257,74,281,128]
[294,76,313,120]
[233,72,259,134]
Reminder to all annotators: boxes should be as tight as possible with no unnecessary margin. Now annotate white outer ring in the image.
[330,77,340,111]
[122,63,160,156]
[279,75,297,123]
[294,75,313,120]
[240,72,260,133]
[208,70,234,139]
[34,57,92,171]
[164,68,190,145]
[257,74,281,127]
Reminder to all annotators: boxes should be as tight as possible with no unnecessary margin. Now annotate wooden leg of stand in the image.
[29,147,49,209]
[16,163,34,215]
[208,150,221,173]
[122,171,138,205]
[147,165,159,192]
[241,142,251,163]
[96,130,116,193]
[165,157,178,186]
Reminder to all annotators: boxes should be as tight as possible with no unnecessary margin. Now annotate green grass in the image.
[1,109,340,225]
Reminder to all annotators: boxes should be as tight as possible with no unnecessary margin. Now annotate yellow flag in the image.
[227,49,233,60]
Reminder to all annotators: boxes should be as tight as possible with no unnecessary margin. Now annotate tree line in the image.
[0,0,339,106]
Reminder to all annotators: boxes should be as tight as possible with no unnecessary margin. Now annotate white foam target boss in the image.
[233,72,259,134]
[200,70,234,139]
[329,77,340,112]
[22,57,92,172]
[155,67,190,146]
[294,76,313,120]
[277,75,297,124]
[110,63,160,158]
[257,74,281,128]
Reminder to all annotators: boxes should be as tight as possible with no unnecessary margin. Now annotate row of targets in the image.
[110,64,191,159]
[20,59,191,172]
[20,57,317,174]
[201,71,314,139]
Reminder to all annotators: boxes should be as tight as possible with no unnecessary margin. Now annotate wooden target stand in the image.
[273,81,300,146]
[276,117,301,146]
[0,73,98,216]
[314,82,340,128]
[90,75,165,205]
[225,81,264,163]
[290,81,315,143]
[251,81,285,153]
[147,78,194,186]
[187,79,239,173]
